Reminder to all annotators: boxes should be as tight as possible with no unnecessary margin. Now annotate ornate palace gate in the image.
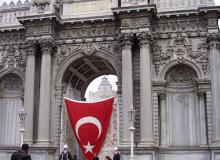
[0,0,220,160]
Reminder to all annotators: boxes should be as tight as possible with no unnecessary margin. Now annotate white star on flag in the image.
[83,141,95,153]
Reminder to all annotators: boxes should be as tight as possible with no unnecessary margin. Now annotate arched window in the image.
[0,74,23,146]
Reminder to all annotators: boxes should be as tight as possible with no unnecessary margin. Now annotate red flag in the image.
[64,97,114,160]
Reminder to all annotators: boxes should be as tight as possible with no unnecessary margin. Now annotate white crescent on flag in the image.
[75,116,102,140]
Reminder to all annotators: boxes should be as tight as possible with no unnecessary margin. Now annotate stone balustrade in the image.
[0,0,30,29]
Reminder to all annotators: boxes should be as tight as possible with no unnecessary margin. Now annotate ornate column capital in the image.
[25,41,37,56]
[207,33,220,49]
[137,32,152,47]
[39,39,56,55]
[120,33,134,49]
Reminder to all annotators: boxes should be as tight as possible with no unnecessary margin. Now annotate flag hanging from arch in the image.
[64,97,114,160]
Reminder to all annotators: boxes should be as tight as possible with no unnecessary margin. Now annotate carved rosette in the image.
[152,34,209,76]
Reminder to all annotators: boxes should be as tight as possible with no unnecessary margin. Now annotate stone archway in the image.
[55,51,121,159]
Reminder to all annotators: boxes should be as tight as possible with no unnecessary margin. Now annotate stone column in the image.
[54,85,63,155]
[208,35,220,144]
[160,93,167,146]
[120,33,133,143]
[24,43,36,144]
[37,41,53,145]
[198,92,207,146]
[138,32,154,146]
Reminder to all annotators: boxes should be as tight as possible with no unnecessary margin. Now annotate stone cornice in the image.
[17,13,61,25]
[157,6,220,18]
[112,4,157,16]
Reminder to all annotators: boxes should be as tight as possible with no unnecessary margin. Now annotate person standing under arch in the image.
[59,144,73,160]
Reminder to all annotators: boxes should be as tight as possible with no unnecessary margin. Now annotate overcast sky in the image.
[0,0,220,5]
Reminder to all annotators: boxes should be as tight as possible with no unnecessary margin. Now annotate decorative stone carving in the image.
[119,33,134,49]
[81,42,97,56]
[165,66,197,82]
[0,45,26,71]
[152,18,207,34]
[152,34,208,75]
[207,33,220,49]
[121,17,149,28]
[57,42,121,65]
[0,33,26,45]
[59,24,119,40]
[136,32,152,46]
[32,0,50,6]
[208,18,218,28]
[152,44,171,75]
[32,0,51,13]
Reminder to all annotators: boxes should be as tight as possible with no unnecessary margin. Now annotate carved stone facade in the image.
[0,0,219,160]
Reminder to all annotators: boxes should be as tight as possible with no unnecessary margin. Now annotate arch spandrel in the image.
[56,48,122,87]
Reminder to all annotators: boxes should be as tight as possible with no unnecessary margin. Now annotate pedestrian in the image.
[113,147,120,160]
[105,156,111,160]
[59,144,73,160]
[11,143,31,160]
[92,153,99,160]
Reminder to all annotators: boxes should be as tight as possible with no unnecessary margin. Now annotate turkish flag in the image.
[64,97,114,160]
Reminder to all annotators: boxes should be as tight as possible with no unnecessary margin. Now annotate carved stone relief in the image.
[0,45,26,71]
[26,25,51,36]
[58,23,119,40]
[152,18,207,34]
[152,34,208,76]
[0,33,26,45]
[57,42,121,65]
[165,65,197,82]
[121,17,150,28]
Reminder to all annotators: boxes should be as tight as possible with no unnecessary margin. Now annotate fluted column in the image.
[24,43,36,144]
[208,34,220,145]
[138,32,154,146]
[120,33,133,143]
[37,41,53,145]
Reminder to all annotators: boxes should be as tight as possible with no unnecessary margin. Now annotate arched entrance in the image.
[56,53,121,159]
